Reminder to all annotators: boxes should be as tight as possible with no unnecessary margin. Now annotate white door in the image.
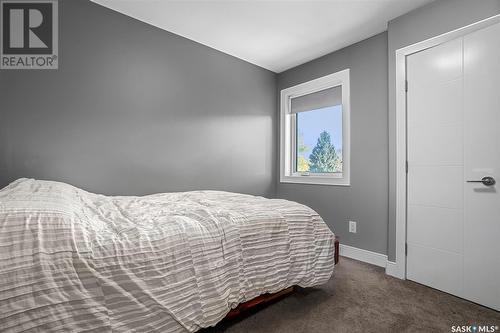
[406,22,500,311]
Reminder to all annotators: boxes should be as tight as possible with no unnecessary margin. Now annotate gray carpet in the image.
[204,257,500,332]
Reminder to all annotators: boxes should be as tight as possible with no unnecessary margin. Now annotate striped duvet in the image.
[0,178,335,332]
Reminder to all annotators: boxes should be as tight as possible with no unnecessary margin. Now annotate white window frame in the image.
[280,69,351,186]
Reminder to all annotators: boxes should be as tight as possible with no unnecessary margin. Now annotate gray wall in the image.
[387,0,500,260]
[0,0,277,197]
[277,33,389,255]
[3,0,498,260]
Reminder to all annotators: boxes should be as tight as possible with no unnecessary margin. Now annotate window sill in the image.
[279,176,350,186]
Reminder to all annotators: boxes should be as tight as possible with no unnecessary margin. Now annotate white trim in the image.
[280,69,351,186]
[339,244,387,268]
[385,261,401,278]
[393,14,500,281]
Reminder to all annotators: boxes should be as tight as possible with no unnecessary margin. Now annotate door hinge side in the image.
[406,161,408,174]
[405,243,408,256]
[405,80,408,92]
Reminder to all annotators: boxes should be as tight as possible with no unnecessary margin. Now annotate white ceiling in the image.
[92,0,433,73]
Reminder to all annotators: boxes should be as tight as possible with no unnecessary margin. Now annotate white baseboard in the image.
[385,261,400,277]
[385,261,405,279]
[339,244,388,268]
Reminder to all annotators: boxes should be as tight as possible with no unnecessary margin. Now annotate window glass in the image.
[295,105,343,174]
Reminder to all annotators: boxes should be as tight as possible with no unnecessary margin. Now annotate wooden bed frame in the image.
[225,236,339,319]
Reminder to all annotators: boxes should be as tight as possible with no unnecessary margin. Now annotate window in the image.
[280,69,350,186]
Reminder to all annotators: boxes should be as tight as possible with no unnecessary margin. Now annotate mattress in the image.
[0,179,335,332]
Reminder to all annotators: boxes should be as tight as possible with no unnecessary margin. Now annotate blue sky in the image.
[297,105,342,159]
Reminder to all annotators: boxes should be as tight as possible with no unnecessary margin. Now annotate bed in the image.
[0,178,335,332]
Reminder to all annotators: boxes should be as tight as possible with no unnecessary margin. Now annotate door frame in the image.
[391,14,500,280]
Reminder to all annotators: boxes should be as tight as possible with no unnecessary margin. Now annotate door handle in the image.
[466,176,496,186]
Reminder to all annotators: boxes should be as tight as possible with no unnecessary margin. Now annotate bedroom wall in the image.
[276,33,389,255]
[0,0,277,196]
[387,0,500,261]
